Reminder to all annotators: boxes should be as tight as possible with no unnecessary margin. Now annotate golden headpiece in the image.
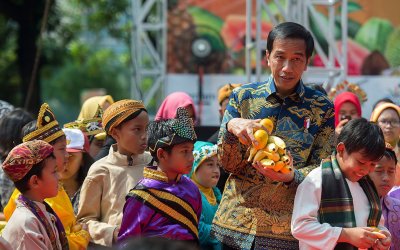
[102,99,146,134]
[218,83,242,105]
[64,105,105,139]
[23,103,65,143]
[328,80,367,104]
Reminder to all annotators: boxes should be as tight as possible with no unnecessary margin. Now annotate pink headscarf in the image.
[155,92,196,121]
[334,92,362,127]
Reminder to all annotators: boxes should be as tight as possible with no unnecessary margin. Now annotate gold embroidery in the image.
[131,190,198,237]
[148,189,198,224]
[143,168,169,182]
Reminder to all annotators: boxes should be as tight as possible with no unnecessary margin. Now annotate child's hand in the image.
[373,230,391,250]
[339,227,380,248]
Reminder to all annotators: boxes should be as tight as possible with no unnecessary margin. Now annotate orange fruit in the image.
[253,129,268,149]
[260,118,274,134]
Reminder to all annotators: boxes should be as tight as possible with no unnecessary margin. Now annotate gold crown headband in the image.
[328,80,367,104]
[23,103,64,143]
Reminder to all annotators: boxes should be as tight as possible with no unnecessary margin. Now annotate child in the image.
[189,141,222,250]
[291,118,391,249]
[369,144,400,249]
[3,103,90,250]
[77,99,152,247]
[117,107,202,244]
[60,128,94,214]
[1,140,68,249]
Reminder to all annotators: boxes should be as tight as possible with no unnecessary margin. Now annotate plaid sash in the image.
[318,152,381,250]
[127,186,199,240]
[18,195,69,250]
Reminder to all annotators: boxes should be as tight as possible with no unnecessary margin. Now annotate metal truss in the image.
[246,0,348,88]
[131,0,167,106]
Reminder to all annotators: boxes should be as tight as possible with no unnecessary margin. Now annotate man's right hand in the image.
[338,227,380,248]
[227,118,264,146]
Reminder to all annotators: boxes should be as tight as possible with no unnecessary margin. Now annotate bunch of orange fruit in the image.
[246,118,292,174]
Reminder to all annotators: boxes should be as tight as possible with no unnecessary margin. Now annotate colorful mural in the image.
[167,0,400,76]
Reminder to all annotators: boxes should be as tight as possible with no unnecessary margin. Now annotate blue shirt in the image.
[212,76,335,249]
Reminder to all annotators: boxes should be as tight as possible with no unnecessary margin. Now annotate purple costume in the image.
[382,195,400,250]
[118,166,202,243]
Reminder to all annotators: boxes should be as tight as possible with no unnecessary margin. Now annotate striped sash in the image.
[318,152,381,250]
[127,187,199,239]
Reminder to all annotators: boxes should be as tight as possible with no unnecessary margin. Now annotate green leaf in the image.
[339,1,362,14]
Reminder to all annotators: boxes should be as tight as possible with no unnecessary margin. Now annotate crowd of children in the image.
[0,22,400,250]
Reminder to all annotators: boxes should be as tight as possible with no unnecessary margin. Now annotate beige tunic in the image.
[2,200,63,250]
[77,144,152,246]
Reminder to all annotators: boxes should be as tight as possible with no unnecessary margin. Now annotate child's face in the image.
[369,156,396,197]
[59,152,82,181]
[111,112,149,155]
[52,136,68,172]
[89,137,104,158]
[195,155,220,188]
[339,145,378,182]
[37,156,59,199]
[162,142,194,176]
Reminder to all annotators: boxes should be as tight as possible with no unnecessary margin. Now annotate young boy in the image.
[369,143,400,249]
[117,107,202,245]
[291,118,391,249]
[1,140,68,249]
[77,99,152,247]
[189,141,222,250]
[3,103,90,250]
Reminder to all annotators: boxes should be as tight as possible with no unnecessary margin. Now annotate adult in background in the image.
[208,83,241,193]
[333,92,362,137]
[155,92,196,121]
[211,22,335,249]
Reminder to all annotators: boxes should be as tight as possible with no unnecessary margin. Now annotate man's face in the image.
[266,38,309,96]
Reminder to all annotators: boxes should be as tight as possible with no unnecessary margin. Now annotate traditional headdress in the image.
[217,83,242,105]
[65,105,105,139]
[2,140,54,182]
[22,103,65,143]
[192,141,218,172]
[148,107,197,154]
[63,128,90,153]
[78,95,114,120]
[102,99,146,134]
[328,80,367,104]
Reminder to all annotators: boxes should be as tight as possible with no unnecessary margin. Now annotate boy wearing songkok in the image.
[2,140,68,250]
[77,99,152,247]
[292,118,391,249]
[118,108,202,245]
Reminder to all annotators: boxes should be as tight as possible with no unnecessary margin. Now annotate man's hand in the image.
[252,151,294,182]
[339,227,380,248]
[373,230,391,250]
[227,118,264,146]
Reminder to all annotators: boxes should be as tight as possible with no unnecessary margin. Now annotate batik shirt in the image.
[211,77,335,249]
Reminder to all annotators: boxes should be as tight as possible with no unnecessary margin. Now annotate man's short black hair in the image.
[337,118,385,162]
[267,22,314,59]
[14,153,55,193]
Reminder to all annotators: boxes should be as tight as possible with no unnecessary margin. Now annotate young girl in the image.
[333,92,362,137]
[155,92,196,122]
[3,103,90,250]
[61,128,94,214]
[369,144,400,249]
[77,99,152,247]
[189,141,222,250]
[118,107,202,245]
